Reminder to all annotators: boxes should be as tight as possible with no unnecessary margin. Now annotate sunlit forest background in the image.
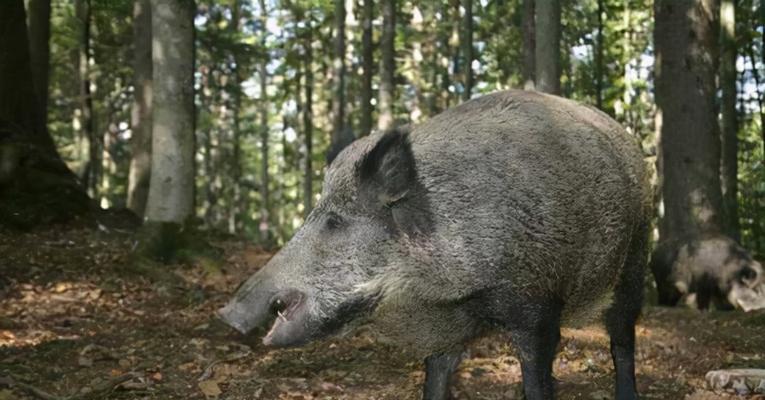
[36,0,765,251]
[3,0,765,399]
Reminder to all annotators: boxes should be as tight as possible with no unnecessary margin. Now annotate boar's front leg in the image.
[422,350,462,400]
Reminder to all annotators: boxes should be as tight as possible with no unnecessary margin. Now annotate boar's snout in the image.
[218,288,313,347]
[729,261,765,312]
[217,301,254,335]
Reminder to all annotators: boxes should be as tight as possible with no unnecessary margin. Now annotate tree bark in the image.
[330,0,347,146]
[26,0,50,128]
[144,0,195,228]
[461,0,473,100]
[228,0,243,234]
[720,0,739,240]
[654,0,723,239]
[0,0,47,150]
[748,32,765,162]
[522,0,535,90]
[303,20,314,216]
[127,0,152,219]
[75,0,98,197]
[258,0,271,244]
[377,0,395,130]
[0,0,88,228]
[595,0,604,109]
[534,0,561,94]
[359,0,374,137]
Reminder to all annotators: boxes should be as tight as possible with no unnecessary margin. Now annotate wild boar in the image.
[219,90,652,400]
[651,235,765,311]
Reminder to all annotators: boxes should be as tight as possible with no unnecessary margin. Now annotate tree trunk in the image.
[461,0,473,101]
[720,0,739,241]
[748,34,765,162]
[522,0,535,90]
[359,0,374,137]
[258,0,271,244]
[534,0,561,94]
[75,0,98,197]
[0,0,47,150]
[228,0,243,234]
[303,21,314,217]
[377,0,395,130]
[595,0,604,109]
[654,0,723,240]
[330,0,347,146]
[127,0,152,219]
[0,0,89,228]
[409,5,425,123]
[26,0,50,128]
[141,0,196,259]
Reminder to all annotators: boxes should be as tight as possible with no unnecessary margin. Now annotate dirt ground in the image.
[1,225,764,400]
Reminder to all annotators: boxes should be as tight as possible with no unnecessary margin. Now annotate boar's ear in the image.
[358,127,416,207]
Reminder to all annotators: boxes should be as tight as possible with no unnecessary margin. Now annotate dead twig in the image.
[71,372,141,399]
[0,374,63,400]
[198,351,252,382]
[0,372,141,400]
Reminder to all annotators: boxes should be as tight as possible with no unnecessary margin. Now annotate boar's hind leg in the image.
[508,301,562,400]
[605,231,647,400]
[422,350,462,400]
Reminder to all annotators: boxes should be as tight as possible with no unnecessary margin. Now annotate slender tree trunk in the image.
[377,0,395,130]
[595,0,604,109]
[437,2,451,111]
[141,0,196,259]
[303,21,314,216]
[654,0,723,239]
[359,0,374,137]
[748,39,765,162]
[534,0,561,94]
[330,0,347,145]
[461,0,473,100]
[258,0,271,244]
[451,2,460,100]
[409,5,424,123]
[26,0,50,128]
[720,0,739,241]
[75,0,98,196]
[77,0,99,197]
[128,0,152,219]
[228,0,243,234]
[522,0,535,90]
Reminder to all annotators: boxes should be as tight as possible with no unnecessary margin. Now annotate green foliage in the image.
[41,0,765,249]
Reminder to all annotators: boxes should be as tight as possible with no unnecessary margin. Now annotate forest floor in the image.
[1,224,765,400]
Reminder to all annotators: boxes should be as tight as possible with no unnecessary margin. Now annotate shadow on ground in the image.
[1,225,764,399]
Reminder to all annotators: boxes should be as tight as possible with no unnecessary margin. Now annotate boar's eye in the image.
[324,212,345,231]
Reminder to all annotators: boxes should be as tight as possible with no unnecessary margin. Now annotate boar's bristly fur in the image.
[220,90,652,400]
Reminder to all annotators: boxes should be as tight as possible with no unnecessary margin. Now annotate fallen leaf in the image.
[199,380,222,397]
[78,355,93,367]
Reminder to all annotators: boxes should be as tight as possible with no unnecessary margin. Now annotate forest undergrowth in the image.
[1,224,764,400]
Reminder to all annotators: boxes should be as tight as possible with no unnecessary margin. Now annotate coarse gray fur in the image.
[329,90,650,354]
[220,90,652,398]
